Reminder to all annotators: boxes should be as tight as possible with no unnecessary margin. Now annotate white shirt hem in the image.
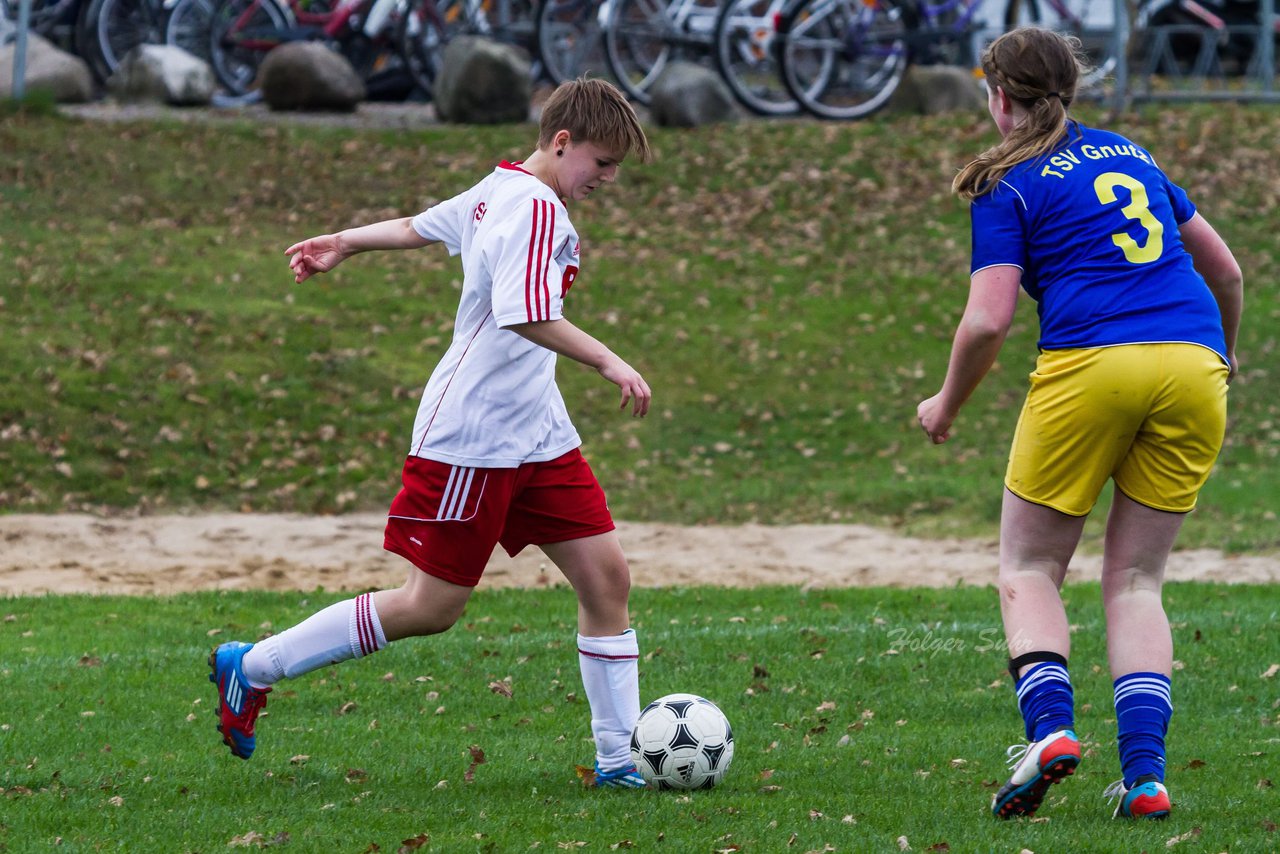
[409,437,582,469]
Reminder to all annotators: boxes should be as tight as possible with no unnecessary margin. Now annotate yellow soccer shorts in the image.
[1005,343,1229,516]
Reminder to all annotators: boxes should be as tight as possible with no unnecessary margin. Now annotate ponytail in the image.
[953,28,1090,201]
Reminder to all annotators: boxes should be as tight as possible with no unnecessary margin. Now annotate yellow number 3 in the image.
[1093,172,1164,264]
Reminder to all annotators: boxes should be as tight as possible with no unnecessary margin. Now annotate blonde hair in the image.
[953,27,1088,200]
[538,78,653,163]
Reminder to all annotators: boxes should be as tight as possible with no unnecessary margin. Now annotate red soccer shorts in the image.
[383,448,615,587]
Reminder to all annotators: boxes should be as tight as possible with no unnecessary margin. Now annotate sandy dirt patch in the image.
[2,513,1278,596]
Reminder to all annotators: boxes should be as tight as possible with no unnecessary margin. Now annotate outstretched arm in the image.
[917,265,1021,444]
[1180,212,1243,380]
[506,318,651,417]
[285,217,433,283]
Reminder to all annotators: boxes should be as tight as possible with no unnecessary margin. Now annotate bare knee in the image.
[998,561,1068,596]
[409,610,462,637]
[576,561,632,633]
[373,575,472,641]
[1102,564,1164,602]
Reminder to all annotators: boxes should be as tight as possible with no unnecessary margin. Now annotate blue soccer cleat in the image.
[593,761,646,789]
[209,641,271,760]
[991,729,1081,819]
[1105,777,1171,820]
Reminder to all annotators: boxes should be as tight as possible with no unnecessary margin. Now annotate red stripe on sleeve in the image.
[542,204,555,320]
[532,200,550,321]
[524,201,540,323]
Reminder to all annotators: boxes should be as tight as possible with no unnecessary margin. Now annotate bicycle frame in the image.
[722,0,789,63]
[621,0,717,48]
[912,0,983,32]
[221,0,391,53]
[1008,0,1090,30]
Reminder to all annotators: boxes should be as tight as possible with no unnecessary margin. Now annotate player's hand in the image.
[917,394,956,444]
[285,234,346,283]
[599,356,651,418]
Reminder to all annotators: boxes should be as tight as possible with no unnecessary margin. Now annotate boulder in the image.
[259,42,366,112]
[0,33,94,103]
[433,36,532,124]
[648,61,739,128]
[107,45,217,106]
[887,64,986,116]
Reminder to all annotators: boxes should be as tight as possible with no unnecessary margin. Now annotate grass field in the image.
[2,101,1279,852]
[4,584,1280,851]
[1,102,1278,552]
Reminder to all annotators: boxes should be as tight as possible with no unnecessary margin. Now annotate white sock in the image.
[577,629,640,771]
[242,593,387,688]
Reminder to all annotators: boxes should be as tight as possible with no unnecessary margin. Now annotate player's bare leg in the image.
[211,568,472,760]
[543,530,631,635]
[997,489,1086,665]
[1100,492,1181,676]
[991,490,1087,818]
[543,531,644,787]
[1100,492,1181,819]
[372,567,475,641]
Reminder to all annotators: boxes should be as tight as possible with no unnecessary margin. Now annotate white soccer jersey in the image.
[407,162,583,468]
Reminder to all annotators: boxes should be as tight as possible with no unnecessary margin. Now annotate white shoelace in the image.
[1101,779,1128,803]
[1004,742,1032,769]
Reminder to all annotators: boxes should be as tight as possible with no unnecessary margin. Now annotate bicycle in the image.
[775,0,909,120]
[1002,0,1121,88]
[712,0,802,115]
[777,0,1119,121]
[165,0,223,64]
[74,0,176,83]
[205,0,412,95]
[1,0,85,50]
[602,0,719,105]
[535,0,612,84]
[397,0,537,98]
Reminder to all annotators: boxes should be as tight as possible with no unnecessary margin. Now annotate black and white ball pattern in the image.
[629,693,734,790]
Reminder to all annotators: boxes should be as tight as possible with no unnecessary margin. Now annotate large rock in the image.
[107,45,217,106]
[259,42,366,112]
[887,64,986,116]
[648,61,739,128]
[0,33,94,103]
[433,36,532,124]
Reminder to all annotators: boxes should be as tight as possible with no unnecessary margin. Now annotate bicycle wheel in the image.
[474,0,536,51]
[712,0,799,116]
[2,0,79,39]
[1002,0,1118,89]
[396,0,463,96]
[779,0,907,120]
[165,0,217,62]
[535,0,611,84]
[165,0,217,63]
[76,0,167,82]
[208,0,294,94]
[602,0,674,103]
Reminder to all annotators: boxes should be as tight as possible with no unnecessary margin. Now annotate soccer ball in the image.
[629,693,734,790]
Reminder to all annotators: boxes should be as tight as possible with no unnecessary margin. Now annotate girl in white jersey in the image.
[209,79,656,789]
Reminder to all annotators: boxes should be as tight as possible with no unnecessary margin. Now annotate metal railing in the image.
[1111,0,1278,106]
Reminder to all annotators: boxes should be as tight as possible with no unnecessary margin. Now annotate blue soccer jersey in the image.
[969,123,1227,362]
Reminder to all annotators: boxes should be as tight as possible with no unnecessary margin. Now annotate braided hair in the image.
[953,27,1090,201]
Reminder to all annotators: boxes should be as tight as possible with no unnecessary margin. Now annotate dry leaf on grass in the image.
[397,833,430,852]
[464,745,486,783]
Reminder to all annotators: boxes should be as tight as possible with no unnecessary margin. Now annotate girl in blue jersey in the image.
[917,27,1243,821]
